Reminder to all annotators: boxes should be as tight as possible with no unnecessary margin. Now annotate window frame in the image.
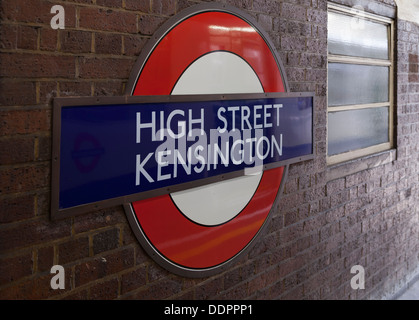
[327,3,394,165]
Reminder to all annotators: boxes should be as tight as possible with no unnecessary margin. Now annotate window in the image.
[327,3,394,165]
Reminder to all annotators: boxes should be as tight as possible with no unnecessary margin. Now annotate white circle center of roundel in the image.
[171,51,263,226]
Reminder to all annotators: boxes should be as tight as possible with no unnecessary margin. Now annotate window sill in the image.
[326,149,397,182]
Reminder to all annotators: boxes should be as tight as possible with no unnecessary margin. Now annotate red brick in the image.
[36,134,51,162]
[286,20,312,37]
[0,274,49,299]
[257,14,273,33]
[0,217,71,253]
[0,194,35,222]
[284,209,298,226]
[0,81,37,106]
[269,279,284,298]
[93,80,124,96]
[125,0,150,12]
[1,0,54,24]
[35,191,50,217]
[307,38,327,54]
[58,236,90,265]
[129,279,182,299]
[0,163,50,195]
[303,186,326,202]
[283,272,298,292]
[75,247,134,287]
[151,0,176,16]
[0,109,50,136]
[330,190,350,207]
[326,178,345,196]
[73,208,125,234]
[253,0,281,16]
[59,81,92,97]
[0,52,76,79]
[281,283,304,299]
[16,25,38,50]
[253,252,271,273]
[281,35,306,51]
[138,14,166,35]
[62,289,89,300]
[223,268,243,291]
[120,266,147,295]
[303,213,327,233]
[281,2,307,22]
[409,63,418,73]
[278,255,305,278]
[92,228,119,255]
[75,260,103,287]
[0,252,33,286]
[37,245,55,273]
[147,262,171,283]
[95,33,122,55]
[194,277,223,299]
[307,8,327,24]
[0,135,35,165]
[40,28,58,51]
[60,30,92,53]
[39,81,58,105]
[135,243,149,265]
[89,277,119,299]
[96,0,123,8]
[78,57,133,79]
[283,176,298,194]
[123,34,147,56]
[409,53,418,64]
[0,24,17,49]
[408,73,419,82]
[78,7,137,33]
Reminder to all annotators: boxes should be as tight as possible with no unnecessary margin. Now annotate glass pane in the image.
[328,11,389,60]
[328,63,389,107]
[328,107,389,156]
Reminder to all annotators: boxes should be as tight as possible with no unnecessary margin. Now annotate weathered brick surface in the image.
[0,0,418,300]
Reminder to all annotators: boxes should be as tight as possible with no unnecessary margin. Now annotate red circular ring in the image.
[131,11,284,269]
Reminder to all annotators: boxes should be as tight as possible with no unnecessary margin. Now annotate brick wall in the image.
[0,0,418,300]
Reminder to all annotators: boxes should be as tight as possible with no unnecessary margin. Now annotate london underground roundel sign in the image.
[124,3,289,277]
